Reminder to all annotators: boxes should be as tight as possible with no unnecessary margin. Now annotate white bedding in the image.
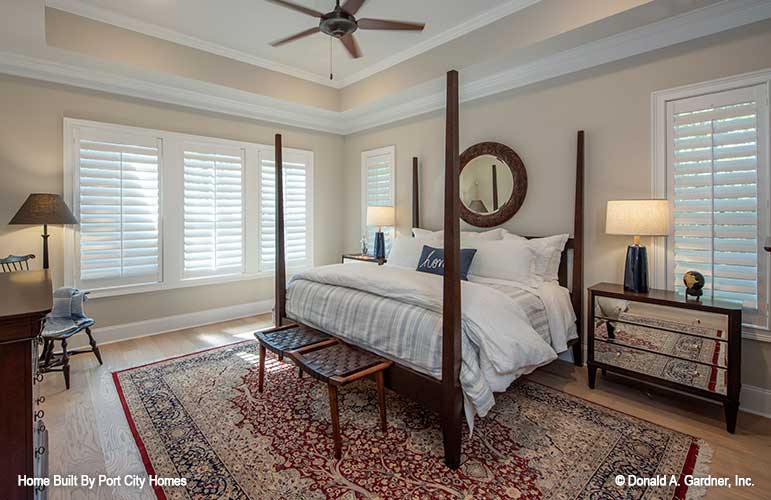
[289,264,563,427]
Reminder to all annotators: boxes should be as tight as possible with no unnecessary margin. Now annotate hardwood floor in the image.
[40,314,770,499]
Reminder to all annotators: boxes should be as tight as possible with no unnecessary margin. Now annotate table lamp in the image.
[606,199,669,293]
[9,193,79,269]
[367,206,394,260]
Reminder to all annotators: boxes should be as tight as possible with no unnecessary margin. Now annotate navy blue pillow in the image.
[416,245,477,281]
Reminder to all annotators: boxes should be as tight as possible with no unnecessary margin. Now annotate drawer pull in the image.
[34,410,45,421]
[35,446,46,457]
[37,422,46,432]
[35,373,44,383]
[36,396,45,405]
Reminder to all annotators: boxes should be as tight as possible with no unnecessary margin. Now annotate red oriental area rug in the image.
[113,341,711,499]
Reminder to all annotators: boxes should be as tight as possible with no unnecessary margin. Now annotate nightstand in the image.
[341,254,386,265]
[588,282,742,433]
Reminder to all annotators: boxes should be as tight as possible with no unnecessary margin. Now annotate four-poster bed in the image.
[267,70,585,469]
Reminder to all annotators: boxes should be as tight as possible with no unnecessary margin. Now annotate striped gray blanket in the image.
[286,276,552,421]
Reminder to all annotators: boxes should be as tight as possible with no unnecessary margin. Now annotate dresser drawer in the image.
[594,318,727,368]
[594,340,727,395]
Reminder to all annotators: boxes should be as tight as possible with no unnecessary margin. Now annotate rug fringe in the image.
[686,440,714,500]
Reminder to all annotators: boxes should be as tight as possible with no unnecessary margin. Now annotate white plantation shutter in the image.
[362,147,395,253]
[260,149,312,270]
[75,134,161,288]
[183,146,244,277]
[667,84,769,322]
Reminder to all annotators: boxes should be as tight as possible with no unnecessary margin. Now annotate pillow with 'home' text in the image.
[416,245,477,281]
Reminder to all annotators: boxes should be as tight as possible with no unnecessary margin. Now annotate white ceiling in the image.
[46,0,537,87]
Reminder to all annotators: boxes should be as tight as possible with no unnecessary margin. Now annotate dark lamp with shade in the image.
[366,206,394,260]
[605,199,669,293]
[9,193,79,270]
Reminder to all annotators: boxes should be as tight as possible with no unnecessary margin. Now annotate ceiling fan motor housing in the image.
[320,10,358,38]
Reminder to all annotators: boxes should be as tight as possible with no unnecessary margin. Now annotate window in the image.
[361,146,395,253]
[64,119,313,296]
[72,129,162,289]
[658,79,770,329]
[259,148,313,270]
[183,146,244,277]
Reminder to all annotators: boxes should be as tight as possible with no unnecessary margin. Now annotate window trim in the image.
[651,68,771,342]
[63,118,314,298]
[360,145,396,249]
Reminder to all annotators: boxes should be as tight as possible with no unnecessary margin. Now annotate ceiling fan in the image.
[266,0,425,59]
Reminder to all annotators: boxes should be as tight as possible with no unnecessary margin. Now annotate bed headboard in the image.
[411,130,585,359]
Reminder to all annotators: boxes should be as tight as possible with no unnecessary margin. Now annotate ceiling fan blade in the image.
[339,33,362,59]
[265,0,323,18]
[357,18,425,31]
[341,0,367,16]
[270,26,321,47]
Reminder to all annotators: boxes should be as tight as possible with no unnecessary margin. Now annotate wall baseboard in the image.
[66,300,273,349]
[741,384,771,419]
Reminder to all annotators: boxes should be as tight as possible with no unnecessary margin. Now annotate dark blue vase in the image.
[374,231,386,260]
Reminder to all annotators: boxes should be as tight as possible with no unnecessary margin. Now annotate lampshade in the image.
[605,200,669,236]
[367,206,394,227]
[9,193,79,225]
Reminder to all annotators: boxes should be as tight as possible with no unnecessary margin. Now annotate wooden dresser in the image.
[588,282,742,433]
[0,271,52,500]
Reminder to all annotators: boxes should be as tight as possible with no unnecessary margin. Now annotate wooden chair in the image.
[39,291,101,389]
[290,341,392,459]
[0,254,35,272]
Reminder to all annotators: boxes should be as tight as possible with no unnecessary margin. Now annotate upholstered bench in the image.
[289,341,392,459]
[255,324,334,392]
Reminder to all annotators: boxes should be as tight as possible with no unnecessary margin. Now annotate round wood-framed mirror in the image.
[459,141,527,228]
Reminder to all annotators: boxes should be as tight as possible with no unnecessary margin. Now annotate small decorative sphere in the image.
[683,271,705,297]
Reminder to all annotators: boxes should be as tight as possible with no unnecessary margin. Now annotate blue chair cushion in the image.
[42,317,95,339]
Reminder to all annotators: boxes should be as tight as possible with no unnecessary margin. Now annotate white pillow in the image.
[412,228,505,241]
[467,239,539,288]
[527,234,570,282]
[386,236,430,269]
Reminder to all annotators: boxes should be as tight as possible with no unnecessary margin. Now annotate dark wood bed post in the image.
[412,157,420,229]
[571,130,585,366]
[274,133,287,327]
[441,70,464,469]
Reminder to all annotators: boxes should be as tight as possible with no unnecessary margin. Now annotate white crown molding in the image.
[2,0,770,135]
[45,0,541,90]
[0,50,345,133]
[45,0,338,87]
[334,0,542,87]
[340,0,771,134]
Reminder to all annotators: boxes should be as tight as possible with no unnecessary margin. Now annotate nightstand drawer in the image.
[594,319,727,368]
[595,299,728,342]
[594,340,727,395]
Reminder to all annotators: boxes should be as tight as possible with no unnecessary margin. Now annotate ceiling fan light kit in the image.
[267,0,425,59]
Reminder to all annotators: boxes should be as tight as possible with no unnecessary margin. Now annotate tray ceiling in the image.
[46,0,537,87]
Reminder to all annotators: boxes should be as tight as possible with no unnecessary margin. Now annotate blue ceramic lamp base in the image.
[624,245,649,293]
[374,231,386,260]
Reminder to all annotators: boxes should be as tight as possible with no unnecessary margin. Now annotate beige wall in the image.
[342,20,771,389]
[45,8,341,112]
[338,0,716,110]
[0,74,345,327]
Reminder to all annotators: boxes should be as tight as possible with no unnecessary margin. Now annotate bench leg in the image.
[376,371,387,433]
[86,327,103,365]
[258,344,266,393]
[328,384,342,459]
